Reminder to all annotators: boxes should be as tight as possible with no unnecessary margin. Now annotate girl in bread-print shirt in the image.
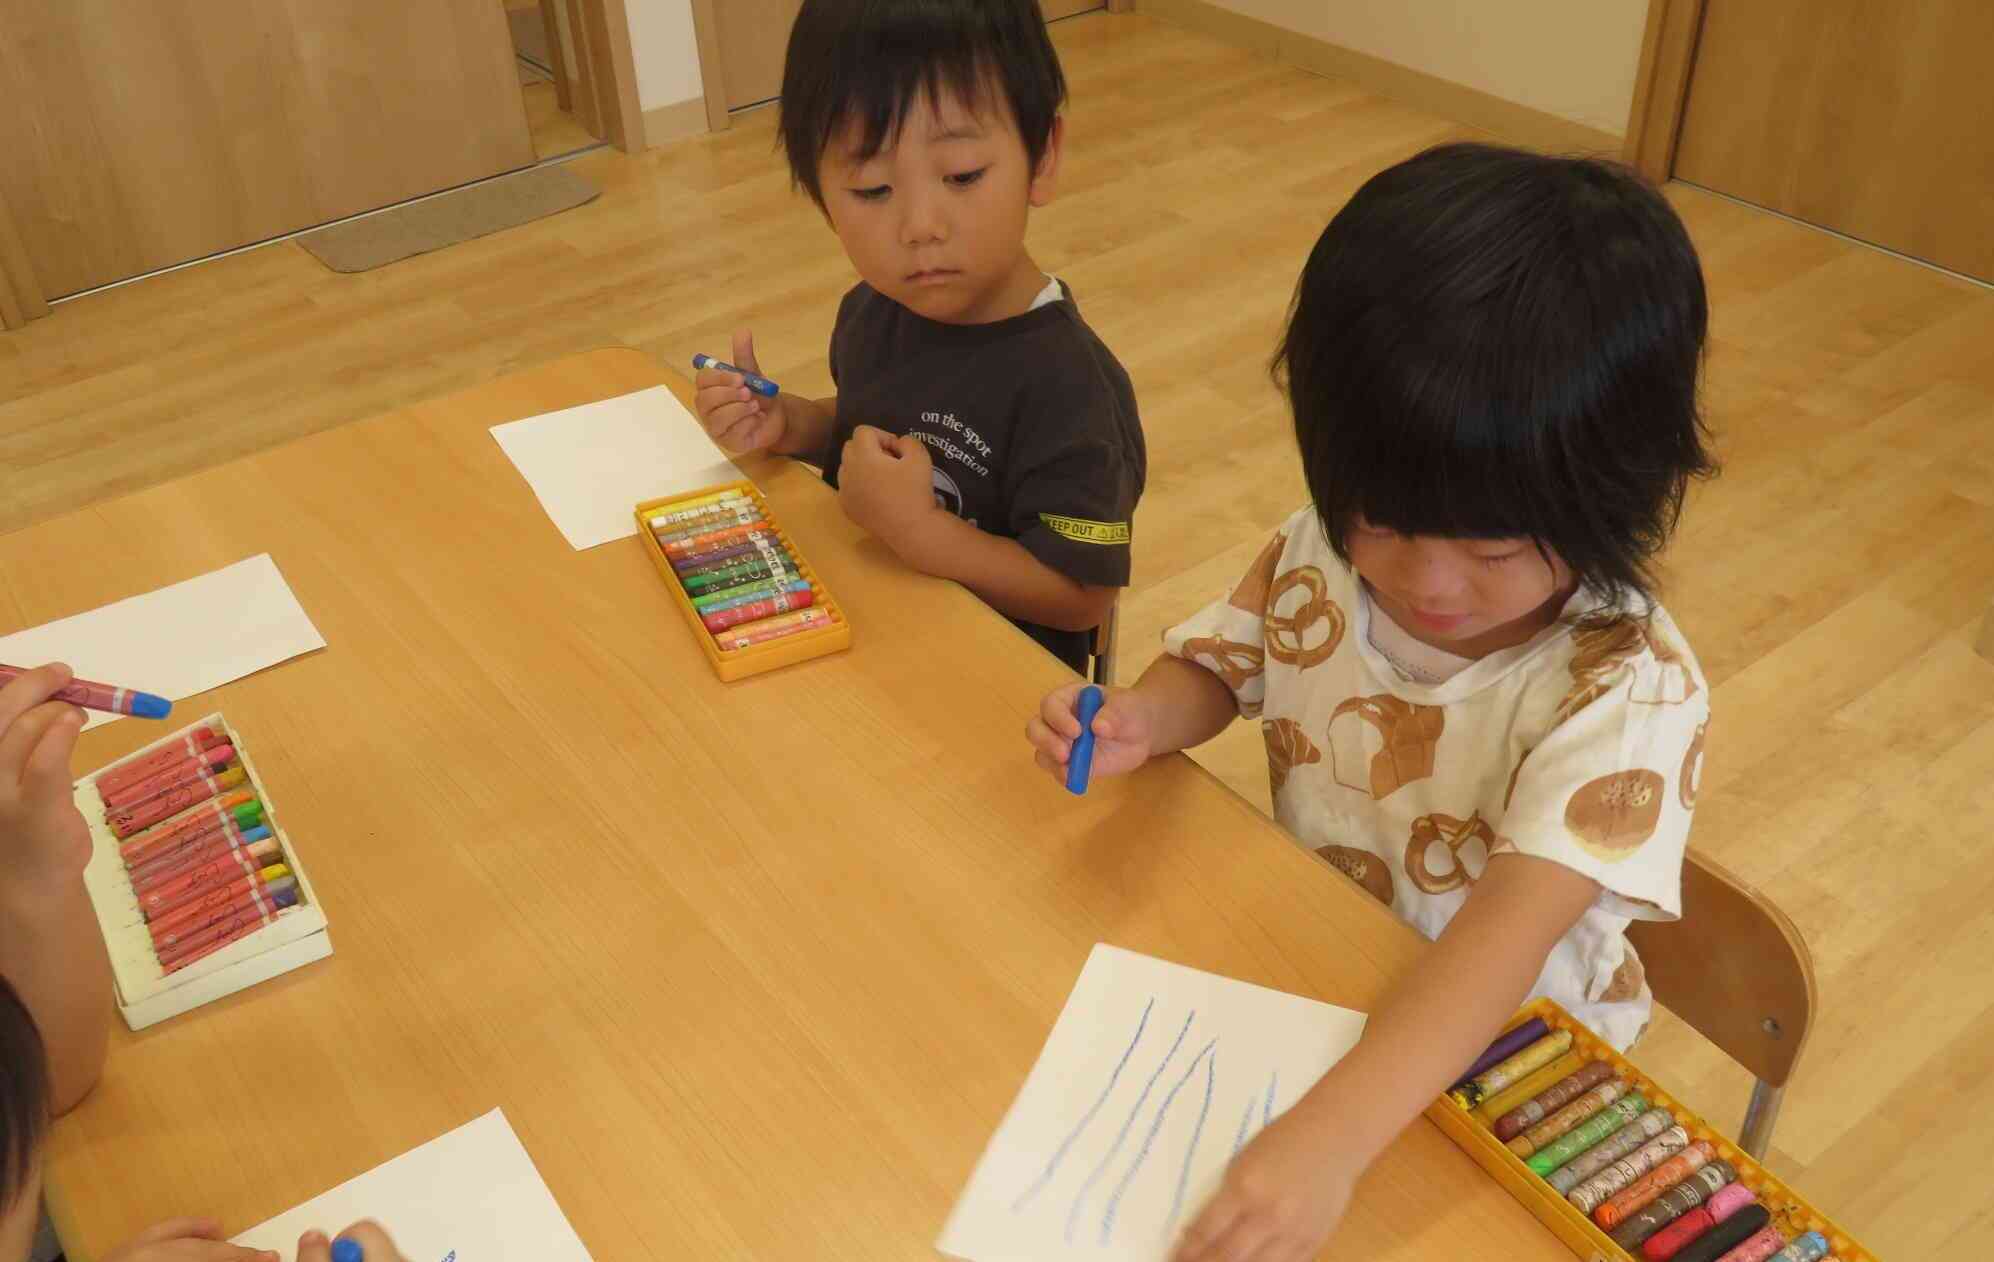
[1023,145,1718,1262]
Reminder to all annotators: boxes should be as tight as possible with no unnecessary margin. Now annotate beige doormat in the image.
[297,165,598,273]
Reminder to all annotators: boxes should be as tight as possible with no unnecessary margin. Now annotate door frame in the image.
[687,0,1133,134]
[1622,0,1710,182]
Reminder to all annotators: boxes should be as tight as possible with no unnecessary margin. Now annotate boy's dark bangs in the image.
[820,14,998,168]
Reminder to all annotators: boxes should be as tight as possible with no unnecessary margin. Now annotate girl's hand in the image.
[1171,1108,1358,1262]
[0,662,92,892]
[295,1221,410,1262]
[1026,683,1156,781]
[103,1218,276,1262]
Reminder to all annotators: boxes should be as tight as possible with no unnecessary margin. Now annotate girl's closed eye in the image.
[1475,549,1523,569]
[944,167,989,188]
[849,184,891,202]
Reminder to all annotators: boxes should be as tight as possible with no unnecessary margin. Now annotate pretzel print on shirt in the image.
[1404,810,1494,894]
[1264,567,1344,667]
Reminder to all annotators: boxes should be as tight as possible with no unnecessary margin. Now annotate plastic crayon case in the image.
[634,481,852,682]
[1425,998,1876,1262]
[73,714,331,1030]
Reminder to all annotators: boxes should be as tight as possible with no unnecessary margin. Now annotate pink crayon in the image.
[151,872,294,948]
[102,744,236,813]
[139,839,280,917]
[160,883,299,974]
[0,663,171,719]
[95,725,227,799]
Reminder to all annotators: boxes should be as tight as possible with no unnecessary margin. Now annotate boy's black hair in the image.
[779,0,1068,209]
[0,976,49,1217]
[1274,142,1716,611]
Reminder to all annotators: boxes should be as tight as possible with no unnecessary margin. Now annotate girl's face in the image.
[1346,519,1576,658]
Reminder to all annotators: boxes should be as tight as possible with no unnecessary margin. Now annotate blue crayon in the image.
[692,353,779,398]
[330,1239,364,1262]
[1065,686,1104,796]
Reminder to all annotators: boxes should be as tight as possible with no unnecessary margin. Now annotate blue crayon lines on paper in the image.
[1014,997,1290,1248]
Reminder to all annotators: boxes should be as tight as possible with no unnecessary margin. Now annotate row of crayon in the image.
[647,491,833,650]
[97,723,300,975]
[1446,1020,1835,1262]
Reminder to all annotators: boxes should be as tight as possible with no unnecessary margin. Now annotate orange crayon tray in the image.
[1425,998,1877,1262]
[636,481,852,681]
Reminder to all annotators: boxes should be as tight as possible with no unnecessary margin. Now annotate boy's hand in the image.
[1171,1109,1357,1262]
[838,425,940,555]
[694,329,788,455]
[0,662,92,891]
[103,1218,276,1262]
[296,1221,410,1262]
[1026,683,1155,781]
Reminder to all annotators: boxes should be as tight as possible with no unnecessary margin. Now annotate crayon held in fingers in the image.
[0,663,173,719]
[1065,686,1104,796]
[95,725,226,798]
[692,353,780,398]
[110,766,249,838]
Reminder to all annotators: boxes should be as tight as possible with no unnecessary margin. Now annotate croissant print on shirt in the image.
[1262,717,1321,794]
[1229,531,1287,614]
[1558,620,1700,719]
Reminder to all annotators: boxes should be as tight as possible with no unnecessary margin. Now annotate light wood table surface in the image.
[28,350,1566,1260]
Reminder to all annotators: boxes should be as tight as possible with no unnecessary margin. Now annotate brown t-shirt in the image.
[817,280,1145,673]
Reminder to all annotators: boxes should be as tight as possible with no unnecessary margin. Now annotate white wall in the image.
[626,0,705,110]
[1210,0,1647,137]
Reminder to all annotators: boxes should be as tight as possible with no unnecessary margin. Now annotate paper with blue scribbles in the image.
[939,945,1367,1262]
[232,1109,591,1260]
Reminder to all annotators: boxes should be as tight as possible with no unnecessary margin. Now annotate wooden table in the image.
[26,350,1567,1260]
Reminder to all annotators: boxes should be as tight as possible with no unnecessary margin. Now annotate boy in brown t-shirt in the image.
[692,0,1144,674]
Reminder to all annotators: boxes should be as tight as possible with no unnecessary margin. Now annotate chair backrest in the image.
[1090,597,1121,686]
[1624,848,1816,1088]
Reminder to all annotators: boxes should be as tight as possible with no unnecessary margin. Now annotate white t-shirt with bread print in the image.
[1164,507,1710,1051]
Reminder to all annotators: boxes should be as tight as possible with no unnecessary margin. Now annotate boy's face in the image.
[1347,520,1576,658]
[818,83,1060,325]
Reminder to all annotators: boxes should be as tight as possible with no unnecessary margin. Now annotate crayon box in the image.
[1427,998,1876,1262]
[635,480,852,681]
[74,713,331,1030]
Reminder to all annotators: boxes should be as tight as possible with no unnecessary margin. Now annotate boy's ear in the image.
[1028,114,1065,208]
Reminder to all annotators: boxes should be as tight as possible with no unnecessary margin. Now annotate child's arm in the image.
[838,426,1118,631]
[1172,854,1600,1262]
[693,330,838,461]
[0,664,114,1116]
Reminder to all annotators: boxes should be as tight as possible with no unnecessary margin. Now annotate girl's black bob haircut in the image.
[778,0,1067,209]
[1274,142,1717,612]
[0,975,48,1218]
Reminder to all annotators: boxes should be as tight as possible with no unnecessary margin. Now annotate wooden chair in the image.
[1624,849,1816,1160]
[1089,597,1120,686]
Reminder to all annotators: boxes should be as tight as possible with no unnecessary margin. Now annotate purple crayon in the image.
[1452,1017,1552,1091]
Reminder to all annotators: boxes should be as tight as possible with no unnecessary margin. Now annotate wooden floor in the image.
[5,12,1990,1256]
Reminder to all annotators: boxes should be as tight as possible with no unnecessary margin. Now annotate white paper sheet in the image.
[0,554,326,731]
[233,1109,593,1261]
[490,386,743,550]
[940,945,1369,1262]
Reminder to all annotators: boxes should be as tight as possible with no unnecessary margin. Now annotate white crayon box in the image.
[73,713,331,1030]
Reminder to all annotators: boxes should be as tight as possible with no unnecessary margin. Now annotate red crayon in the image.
[159,884,300,974]
[102,743,236,813]
[119,792,258,867]
[139,842,280,918]
[701,588,815,632]
[110,766,248,838]
[130,816,267,894]
[151,873,294,949]
[663,520,771,555]
[95,725,226,799]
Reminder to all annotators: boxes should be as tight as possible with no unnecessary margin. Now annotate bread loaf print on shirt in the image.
[1328,694,1444,799]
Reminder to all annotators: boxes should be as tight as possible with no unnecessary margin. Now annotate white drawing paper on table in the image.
[940,944,1368,1262]
[490,386,743,550]
[0,554,327,732]
[232,1108,593,1261]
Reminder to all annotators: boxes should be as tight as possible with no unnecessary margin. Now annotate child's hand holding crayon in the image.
[1026,682,1157,782]
[694,331,794,456]
[1170,1111,1357,1262]
[0,662,92,891]
[295,1221,410,1262]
